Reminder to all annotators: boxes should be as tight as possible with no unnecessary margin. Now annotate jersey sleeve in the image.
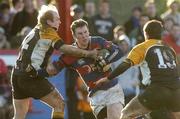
[53,54,79,71]
[53,40,64,50]
[98,37,124,63]
[127,44,145,65]
[50,34,64,50]
[100,37,113,50]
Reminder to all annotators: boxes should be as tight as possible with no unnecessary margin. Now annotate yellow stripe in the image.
[127,39,161,65]
[40,27,61,42]
[52,112,64,118]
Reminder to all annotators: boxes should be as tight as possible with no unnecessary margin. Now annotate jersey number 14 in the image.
[154,48,176,69]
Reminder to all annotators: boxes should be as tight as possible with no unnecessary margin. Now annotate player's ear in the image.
[47,19,52,26]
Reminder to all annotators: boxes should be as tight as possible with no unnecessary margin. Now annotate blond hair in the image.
[37,5,59,26]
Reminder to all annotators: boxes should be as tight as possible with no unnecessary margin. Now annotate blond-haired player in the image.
[11,5,97,119]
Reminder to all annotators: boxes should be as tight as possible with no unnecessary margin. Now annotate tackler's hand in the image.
[46,63,58,76]
[95,56,108,71]
[86,49,98,59]
[95,48,111,71]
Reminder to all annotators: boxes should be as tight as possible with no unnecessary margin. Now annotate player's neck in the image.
[76,42,89,50]
[76,37,91,49]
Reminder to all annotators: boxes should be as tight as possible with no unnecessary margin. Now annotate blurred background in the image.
[0,0,179,119]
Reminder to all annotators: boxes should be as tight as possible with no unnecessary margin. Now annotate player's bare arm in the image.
[59,44,98,59]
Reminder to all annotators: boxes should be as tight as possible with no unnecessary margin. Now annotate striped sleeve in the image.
[53,40,64,50]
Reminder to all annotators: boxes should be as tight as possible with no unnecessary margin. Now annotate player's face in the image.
[74,25,90,47]
[49,11,61,30]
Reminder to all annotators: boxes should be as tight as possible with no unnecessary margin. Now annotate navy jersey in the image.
[127,39,180,88]
[55,36,123,96]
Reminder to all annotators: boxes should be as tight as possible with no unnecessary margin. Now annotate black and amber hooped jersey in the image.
[16,26,64,71]
[127,39,179,86]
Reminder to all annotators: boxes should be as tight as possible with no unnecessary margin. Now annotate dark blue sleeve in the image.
[106,44,124,63]
[98,37,124,63]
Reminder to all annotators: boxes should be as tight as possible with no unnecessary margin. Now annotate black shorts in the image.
[138,84,180,112]
[11,69,55,99]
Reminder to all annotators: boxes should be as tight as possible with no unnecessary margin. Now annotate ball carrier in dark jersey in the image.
[53,19,125,119]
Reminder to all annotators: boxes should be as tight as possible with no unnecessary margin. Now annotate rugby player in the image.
[96,20,180,119]
[11,5,98,119]
[53,19,125,119]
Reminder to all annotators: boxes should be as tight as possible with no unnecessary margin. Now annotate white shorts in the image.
[89,83,124,116]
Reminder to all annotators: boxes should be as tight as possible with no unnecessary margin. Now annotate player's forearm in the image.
[60,44,96,58]
[107,59,132,80]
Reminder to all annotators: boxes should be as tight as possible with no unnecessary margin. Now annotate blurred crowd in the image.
[0,0,179,119]
[0,0,56,49]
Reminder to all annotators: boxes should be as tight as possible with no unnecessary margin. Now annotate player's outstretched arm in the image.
[59,44,98,59]
[107,59,132,80]
[95,59,132,87]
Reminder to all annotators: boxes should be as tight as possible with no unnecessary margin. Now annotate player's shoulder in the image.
[91,36,107,43]
[131,41,146,51]
[39,27,60,41]
[91,36,105,40]
[132,39,160,51]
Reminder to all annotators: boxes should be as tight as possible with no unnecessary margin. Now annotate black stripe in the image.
[16,28,40,68]
[54,40,64,50]
[41,40,64,68]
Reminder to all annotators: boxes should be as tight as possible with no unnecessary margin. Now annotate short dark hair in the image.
[12,0,20,7]
[70,19,88,34]
[132,6,142,12]
[143,20,163,39]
